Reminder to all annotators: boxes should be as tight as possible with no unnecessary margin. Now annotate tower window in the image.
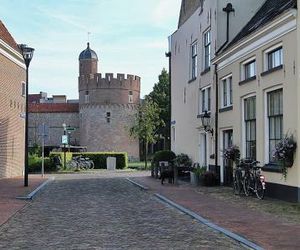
[129,90,133,103]
[106,112,111,123]
[85,91,89,103]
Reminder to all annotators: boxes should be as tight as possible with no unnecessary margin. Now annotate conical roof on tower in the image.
[79,42,98,60]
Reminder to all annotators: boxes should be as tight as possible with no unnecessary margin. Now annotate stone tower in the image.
[78,43,140,160]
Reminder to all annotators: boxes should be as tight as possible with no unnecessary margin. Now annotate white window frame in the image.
[190,41,198,80]
[264,85,283,164]
[241,93,256,159]
[221,75,233,108]
[241,56,256,81]
[199,85,211,114]
[263,43,283,71]
[203,29,211,70]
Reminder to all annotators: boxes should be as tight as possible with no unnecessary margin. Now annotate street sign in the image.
[61,135,68,144]
[66,126,75,131]
[38,124,49,137]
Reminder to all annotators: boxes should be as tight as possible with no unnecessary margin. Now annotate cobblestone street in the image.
[0,172,244,249]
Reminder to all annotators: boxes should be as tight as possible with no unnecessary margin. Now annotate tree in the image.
[130,97,164,169]
[148,68,170,150]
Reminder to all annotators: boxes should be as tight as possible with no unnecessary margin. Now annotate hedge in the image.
[28,155,56,173]
[50,152,128,169]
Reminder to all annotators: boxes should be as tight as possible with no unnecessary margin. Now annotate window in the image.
[267,47,283,70]
[129,90,133,103]
[221,76,232,107]
[172,126,175,142]
[243,60,256,80]
[204,30,211,70]
[199,86,211,113]
[267,89,283,162]
[84,91,89,104]
[244,96,256,160]
[106,112,111,123]
[190,42,197,80]
[21,82,26,97]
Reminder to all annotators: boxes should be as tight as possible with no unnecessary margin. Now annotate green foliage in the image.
[29,143,42,156]
[148,68,170,148]
[192,167,206,177]
[50,152,128,169]
[130,97,164,168]
[174,153,192,167]
[28,155,55,173]
[152,150,176,167]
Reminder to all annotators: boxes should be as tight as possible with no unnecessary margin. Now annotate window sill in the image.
[262,163,282,173]
[201,67,211,76]
[188,77,197,83]
[239,76,257,85]
[261,65,283,77]
[219,106,233,113]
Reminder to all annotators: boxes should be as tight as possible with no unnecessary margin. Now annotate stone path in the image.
[0,172,244,249]
[132,175,300,250]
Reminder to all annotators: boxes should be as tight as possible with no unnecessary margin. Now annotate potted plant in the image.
[190,165,206,186]
[272,134,297,180]
[223,145,240,164]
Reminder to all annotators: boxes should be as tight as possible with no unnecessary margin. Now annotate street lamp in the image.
[20,44,34,187]
[200,110,213,135]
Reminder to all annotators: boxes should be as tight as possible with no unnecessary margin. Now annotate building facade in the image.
[213,0,299,202]
[29,43,140,160]
[170,0,264,173]
[170,0,300,202]
[0,21,26,178]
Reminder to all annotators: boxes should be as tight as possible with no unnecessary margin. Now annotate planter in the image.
[190,171,199,186]
[284,158,294,168]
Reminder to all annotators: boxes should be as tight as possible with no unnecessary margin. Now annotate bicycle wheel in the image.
[89,161,95,169]
[233,172,241,195]
[243,174,251,196]
[255,179,265,200]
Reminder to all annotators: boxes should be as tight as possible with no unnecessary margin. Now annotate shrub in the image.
[28,155,56,173]
[174,153,192,167]
[152,150,176,167]
[50,152,128,169]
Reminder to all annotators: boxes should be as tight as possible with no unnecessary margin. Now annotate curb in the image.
[154,193,264,250]
[16,177,55,200]
[126,178,149,191]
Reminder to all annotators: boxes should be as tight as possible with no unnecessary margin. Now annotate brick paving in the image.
[0,175,46,226]
[0,172,245,250]
[132,174,300,250]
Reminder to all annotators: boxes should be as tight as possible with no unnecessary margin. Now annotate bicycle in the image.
[242,160,266,200]
[233,162,244,195]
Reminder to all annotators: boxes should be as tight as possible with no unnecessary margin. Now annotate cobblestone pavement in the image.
[0,172,245,250]
[133,175,300,250]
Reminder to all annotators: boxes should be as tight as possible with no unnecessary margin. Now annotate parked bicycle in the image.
[233,161,244,195]
[242,159,266,200]
[66,156,94,171]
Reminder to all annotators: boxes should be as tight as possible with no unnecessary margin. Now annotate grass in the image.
[128,161,151,170]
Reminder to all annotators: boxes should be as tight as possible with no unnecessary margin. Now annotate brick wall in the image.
[0,53,25,178]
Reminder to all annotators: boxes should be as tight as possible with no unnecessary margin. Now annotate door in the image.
[223,129,233,186]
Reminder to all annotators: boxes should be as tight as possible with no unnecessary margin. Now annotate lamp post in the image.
[20,44,34,187]
[200,110,214,135]
[62,123,67,168]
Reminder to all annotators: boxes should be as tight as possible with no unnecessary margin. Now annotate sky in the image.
[0,0,181,99]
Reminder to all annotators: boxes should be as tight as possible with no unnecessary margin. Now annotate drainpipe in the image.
[214,64,219,176]
[165,51,171,151]
[214,3,234,184]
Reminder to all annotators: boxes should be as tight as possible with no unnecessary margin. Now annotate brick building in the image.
[29,43,141,160]
[0,21,26,178]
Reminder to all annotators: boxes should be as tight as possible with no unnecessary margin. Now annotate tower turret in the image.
[79,42,98,75]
